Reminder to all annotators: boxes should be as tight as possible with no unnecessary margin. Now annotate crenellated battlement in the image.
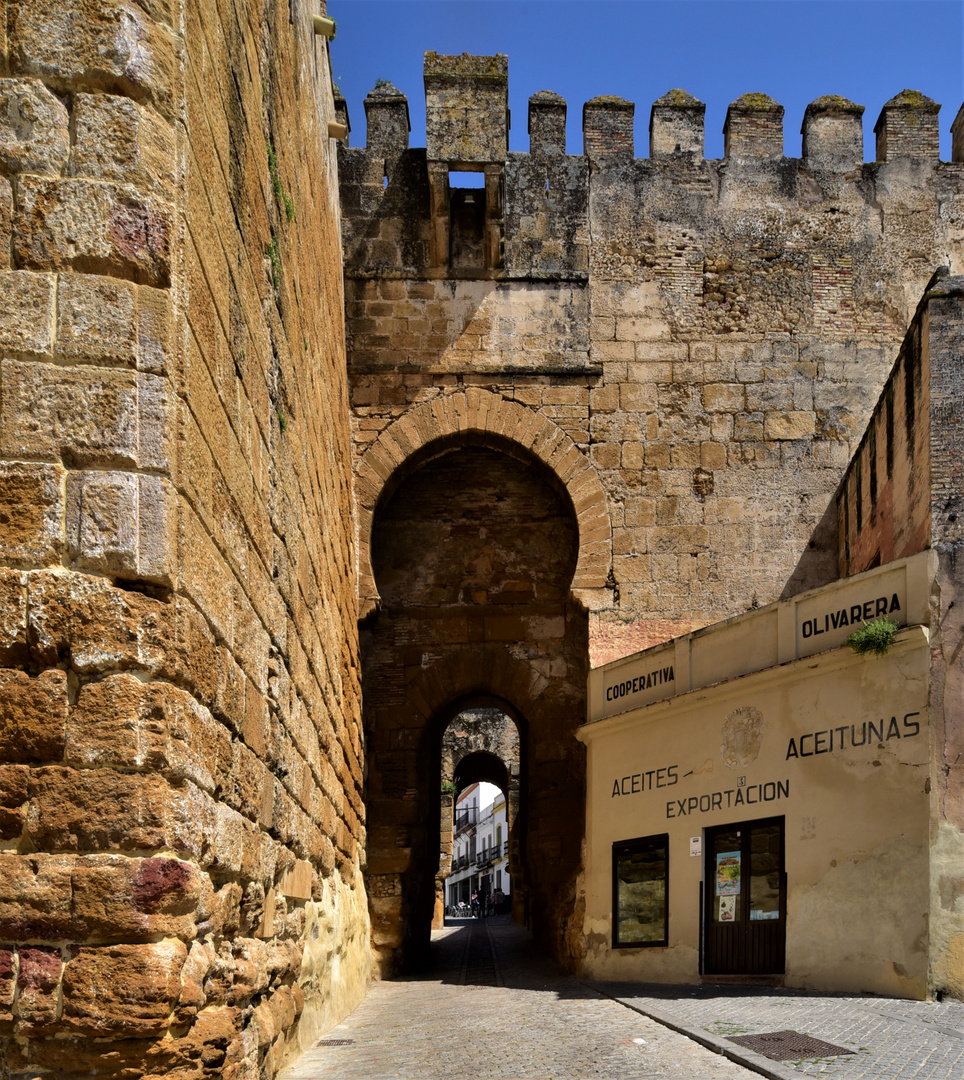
[723,93,784,162]
[801,96,865,171]
[338,53,964,313]
[874,89,942,162]
[650,88,705,158]
[339,53,959,166]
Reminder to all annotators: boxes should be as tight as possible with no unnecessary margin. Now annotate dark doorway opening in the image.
[702,816,786,976]
[362,439,588,976]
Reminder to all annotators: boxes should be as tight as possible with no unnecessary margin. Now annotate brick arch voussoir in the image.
[356,391,612,610]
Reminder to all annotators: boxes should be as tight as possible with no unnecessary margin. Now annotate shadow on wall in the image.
[780,496,839,600]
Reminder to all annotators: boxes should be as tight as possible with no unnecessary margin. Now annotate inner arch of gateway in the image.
[363,413,601,972]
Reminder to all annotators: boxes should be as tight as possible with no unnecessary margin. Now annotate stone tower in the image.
[0,2,369,1076]
[338,53,964,972]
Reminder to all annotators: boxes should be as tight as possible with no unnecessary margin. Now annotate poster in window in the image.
[719,895,736,922]
[715,851,741,896]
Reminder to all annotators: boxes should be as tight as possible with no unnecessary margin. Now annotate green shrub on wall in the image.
[847,618,899,656]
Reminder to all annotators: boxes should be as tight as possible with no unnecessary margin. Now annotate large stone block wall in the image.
[0,2,369,1076]
[341,65,964,666]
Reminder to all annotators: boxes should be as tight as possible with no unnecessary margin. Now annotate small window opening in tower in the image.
[448,170,486,269]
[448,169,485,189]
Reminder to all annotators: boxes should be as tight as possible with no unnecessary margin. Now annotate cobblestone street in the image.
[284,917,766,1079]
[282,917,964,1080]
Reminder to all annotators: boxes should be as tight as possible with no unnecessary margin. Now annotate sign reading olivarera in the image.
[596,571,912,722]
[799,592,902,640]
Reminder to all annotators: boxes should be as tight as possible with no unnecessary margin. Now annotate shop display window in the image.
[612,834,669,947]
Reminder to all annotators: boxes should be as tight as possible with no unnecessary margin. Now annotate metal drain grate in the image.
[316,1039,354,1047]
[729,1030,855,1061]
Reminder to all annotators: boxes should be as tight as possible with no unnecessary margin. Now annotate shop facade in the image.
[579,551,936,998]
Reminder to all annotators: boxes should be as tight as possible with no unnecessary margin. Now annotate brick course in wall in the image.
[0,2,369,1077]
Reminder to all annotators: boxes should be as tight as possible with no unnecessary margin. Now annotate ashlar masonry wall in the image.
[0,2,368,1077]
[341,63,964,665]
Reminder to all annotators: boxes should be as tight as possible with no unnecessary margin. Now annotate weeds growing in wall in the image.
[847,618,899,656]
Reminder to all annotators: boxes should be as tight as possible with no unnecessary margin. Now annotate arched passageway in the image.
[438,709,521,926]
[362,438,591,975]
[453,749,509,793]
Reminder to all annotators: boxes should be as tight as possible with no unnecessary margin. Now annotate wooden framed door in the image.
[703,816,786,975]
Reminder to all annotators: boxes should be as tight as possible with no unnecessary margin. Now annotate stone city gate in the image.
[1,3,962,1071]
[356,397,612,975]
[340,50,964,978]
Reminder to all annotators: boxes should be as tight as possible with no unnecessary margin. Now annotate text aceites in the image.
[607,762,791,820]
[611,765,679,798]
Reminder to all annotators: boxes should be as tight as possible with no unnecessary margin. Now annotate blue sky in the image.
[329,1,964,161]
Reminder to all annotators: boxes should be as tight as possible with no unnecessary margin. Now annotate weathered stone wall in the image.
[925,280,964,999]
[840,275,964,997]
[0,1,369,1075]
[835,274,938,576]
[339,54,964,975]
[342,64,964,663]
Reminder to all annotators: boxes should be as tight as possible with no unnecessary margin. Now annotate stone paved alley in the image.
[281,916,753,1079]
[281,916,964,1080]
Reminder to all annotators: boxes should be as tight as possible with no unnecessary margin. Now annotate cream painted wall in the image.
[579,627,931,998]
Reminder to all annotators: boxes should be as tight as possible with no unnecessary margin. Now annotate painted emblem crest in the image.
[720,705,763,769]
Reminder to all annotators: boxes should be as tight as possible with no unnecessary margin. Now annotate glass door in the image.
[703,816,785,975]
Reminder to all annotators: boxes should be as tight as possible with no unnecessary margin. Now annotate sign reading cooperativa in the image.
[602,656,675,714]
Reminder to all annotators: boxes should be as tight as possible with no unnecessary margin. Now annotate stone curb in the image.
[585,984,803,1080]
